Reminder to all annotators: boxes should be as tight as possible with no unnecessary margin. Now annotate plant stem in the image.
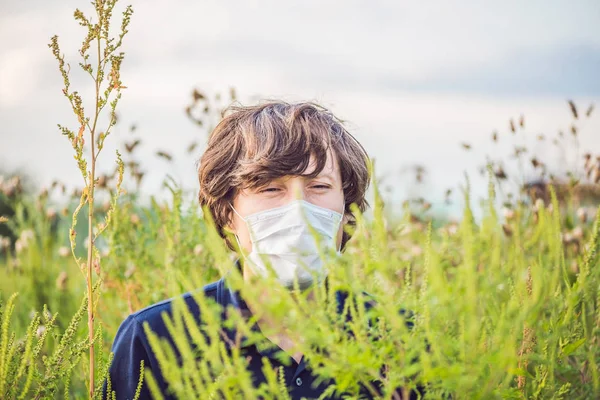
[85,19,103,399]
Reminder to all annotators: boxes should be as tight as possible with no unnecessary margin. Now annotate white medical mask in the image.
[231,200,343,290]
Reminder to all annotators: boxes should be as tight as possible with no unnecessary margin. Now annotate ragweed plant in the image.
[48,0,133,396]
[138,175,600,399]
[0,292,94,399]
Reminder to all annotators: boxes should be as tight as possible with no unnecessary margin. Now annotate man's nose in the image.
[290,180,306,201]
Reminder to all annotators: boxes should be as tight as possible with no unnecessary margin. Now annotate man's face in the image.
[230,149,346,255]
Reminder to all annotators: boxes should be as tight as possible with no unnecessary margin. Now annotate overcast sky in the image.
[1,0,599,215]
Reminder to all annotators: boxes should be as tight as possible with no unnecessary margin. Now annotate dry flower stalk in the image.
[48,1,132,396]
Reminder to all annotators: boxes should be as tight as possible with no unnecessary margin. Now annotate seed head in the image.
[585,103,594,118]
[568,100,578,119]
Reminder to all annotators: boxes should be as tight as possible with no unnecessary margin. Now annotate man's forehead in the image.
[303,151,338,176]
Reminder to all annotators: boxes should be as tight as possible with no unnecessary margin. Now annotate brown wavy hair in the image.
[197,101,371,250]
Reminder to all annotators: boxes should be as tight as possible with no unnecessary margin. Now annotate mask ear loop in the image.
[336,197,345,253]
[229,203,247,256]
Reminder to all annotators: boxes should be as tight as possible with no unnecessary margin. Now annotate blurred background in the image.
[1,0,599,218]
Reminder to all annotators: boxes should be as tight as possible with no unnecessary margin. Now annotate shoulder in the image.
[121,279,222,339]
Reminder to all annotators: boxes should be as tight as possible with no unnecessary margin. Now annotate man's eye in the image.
[311,185,330,190]
[259,187,281,193]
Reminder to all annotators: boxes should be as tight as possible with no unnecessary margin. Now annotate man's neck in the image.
[242,266,311,364]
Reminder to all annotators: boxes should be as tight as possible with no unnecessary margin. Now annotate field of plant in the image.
[1,1,599,399]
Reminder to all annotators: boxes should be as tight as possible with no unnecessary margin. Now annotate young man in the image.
[106,102,413,399]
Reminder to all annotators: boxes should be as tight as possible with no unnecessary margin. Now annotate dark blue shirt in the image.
[105,275,418,399]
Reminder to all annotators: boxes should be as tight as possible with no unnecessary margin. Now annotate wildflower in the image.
[61,207,69,216]
[502,224,513,237]
[193,244,204,256]
[572,226,584,240]
[58,246,70,257]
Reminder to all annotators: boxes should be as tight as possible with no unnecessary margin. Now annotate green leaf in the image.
[562,338,586,356]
